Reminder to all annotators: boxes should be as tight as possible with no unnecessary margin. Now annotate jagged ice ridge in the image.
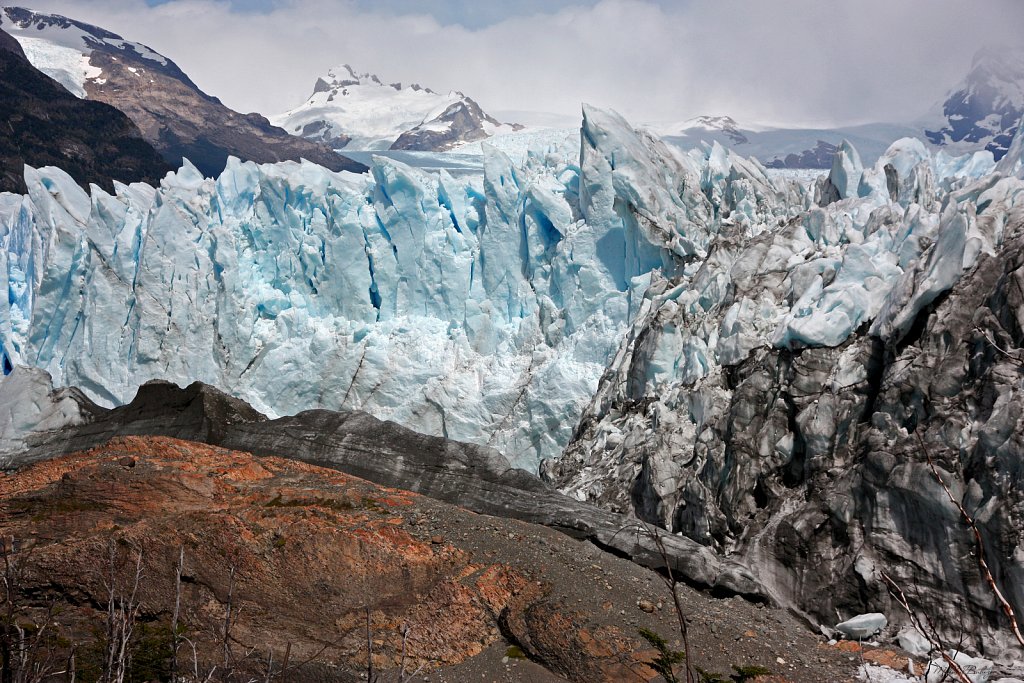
[1,107,1022,476]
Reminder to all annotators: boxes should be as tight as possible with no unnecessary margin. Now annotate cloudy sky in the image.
[19,0,1024,127]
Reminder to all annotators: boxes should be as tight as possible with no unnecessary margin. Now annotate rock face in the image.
[0,435,861,682]
[0,7,365,177]
[0,27,170,193]
[545,132,1024,660]
[0,436,638,682]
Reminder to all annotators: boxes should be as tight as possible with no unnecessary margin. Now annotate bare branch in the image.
[622,522,696,683]
[223,564,236,673]
[917,432,1024,649]
[882,572,972,683]
[975,327,1024,368]
[171,545,184,683]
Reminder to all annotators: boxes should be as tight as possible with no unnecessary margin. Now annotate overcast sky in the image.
[19,0,1024,127]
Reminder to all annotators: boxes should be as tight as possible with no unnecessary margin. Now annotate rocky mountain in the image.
[0,26,169,193]
[765,139,838,169]
[273,64,521,151]
[0,7,365,177]
[925,46,1024,161]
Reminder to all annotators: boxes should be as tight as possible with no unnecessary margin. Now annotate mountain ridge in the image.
[0,25,171,193]
[273,62,521,151]
[0,6,366,177]
[658,46,1024,168]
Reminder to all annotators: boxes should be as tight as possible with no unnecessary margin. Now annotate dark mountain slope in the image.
[0,7,367,177]
[0,27,171,194]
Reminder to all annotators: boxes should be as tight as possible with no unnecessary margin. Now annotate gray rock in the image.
[835,613,887,639]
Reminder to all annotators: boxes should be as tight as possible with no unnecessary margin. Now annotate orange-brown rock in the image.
[0,436,660,682]
[0,436,864,682]
[821,640,911,673]
[862,649,910,670]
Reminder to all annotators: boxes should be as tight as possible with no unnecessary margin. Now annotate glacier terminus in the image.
[3,106,1022,476]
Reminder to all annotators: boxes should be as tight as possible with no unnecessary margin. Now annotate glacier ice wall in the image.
[544,123,1024,658]
[0,106,807,469]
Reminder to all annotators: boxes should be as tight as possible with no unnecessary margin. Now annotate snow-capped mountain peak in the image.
[273,63,520,151]
[315,63,439,96]
[925,45,1024,160]
[655,115,749,145]
[0,6,181,97]
[967,46,1024,106]
[681,114,741,131]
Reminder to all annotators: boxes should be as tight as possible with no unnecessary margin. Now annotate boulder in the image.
[835,613,887,639]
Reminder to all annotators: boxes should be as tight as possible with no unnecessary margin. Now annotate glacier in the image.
[5,100,1024,670]
[0,107,804,468]
[2,104,1022,473]
[550,130,1024,504]
[540,111,1024,661]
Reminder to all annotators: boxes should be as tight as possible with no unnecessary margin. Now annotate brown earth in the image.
[0,436,874,682]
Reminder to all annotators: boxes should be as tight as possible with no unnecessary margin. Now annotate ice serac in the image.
[4,106,776,469]
[546,136,1024,661]
[828,139,863,200]
[995,115,1024,178]
[0,366,97,462]
[580,104,713,266]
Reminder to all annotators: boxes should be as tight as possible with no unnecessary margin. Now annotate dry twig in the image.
[917,432,1024,649]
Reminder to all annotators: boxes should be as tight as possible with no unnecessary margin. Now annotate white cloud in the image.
[16,0,1024,127]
